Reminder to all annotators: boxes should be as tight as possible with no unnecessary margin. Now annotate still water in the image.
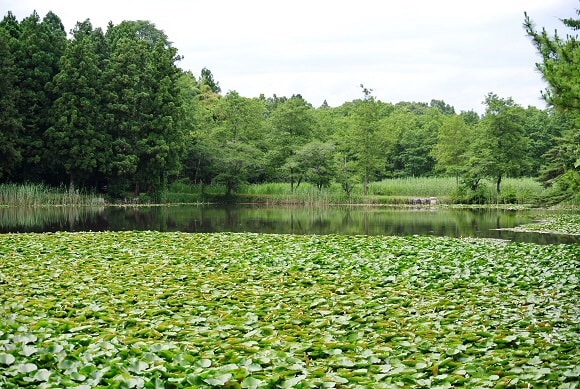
[0,205,577,244]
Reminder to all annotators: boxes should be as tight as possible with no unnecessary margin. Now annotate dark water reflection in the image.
[0,205,577,244]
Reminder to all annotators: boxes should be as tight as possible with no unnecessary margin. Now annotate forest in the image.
[0,9,578,204]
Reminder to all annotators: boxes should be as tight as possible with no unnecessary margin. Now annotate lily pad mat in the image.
[1,231,578,388]
[502,214,580,236]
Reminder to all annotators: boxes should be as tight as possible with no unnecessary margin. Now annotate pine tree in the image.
[525,7,579,203]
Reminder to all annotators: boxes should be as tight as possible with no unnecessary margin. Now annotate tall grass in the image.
[242,177,458,204]
[486,177,545,204]
[241,177,546,205]
[368,177,457,197]
[448,177,546,205]
[0,183,104,206]
[168,177,547,205]
[240,182,360,204]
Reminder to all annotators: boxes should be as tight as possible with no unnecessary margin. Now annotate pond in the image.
[0,204,577,244]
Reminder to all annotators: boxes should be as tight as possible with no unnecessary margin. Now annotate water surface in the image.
[1,205,577,244]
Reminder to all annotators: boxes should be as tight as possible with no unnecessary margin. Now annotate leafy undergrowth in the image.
[0,232,578,388]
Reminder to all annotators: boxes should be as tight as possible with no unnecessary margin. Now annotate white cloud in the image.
[2,0,575,112]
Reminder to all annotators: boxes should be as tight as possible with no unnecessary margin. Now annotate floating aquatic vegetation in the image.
[1,231,578,388]
[508,214,580,235]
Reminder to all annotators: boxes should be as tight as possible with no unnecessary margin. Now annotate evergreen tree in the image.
[105,20,183,199]
[13,11,67,182]
[199,67,221,94]
[0,11,20,38]
[0,26,21,179]
[46,20,111,189]
[524,9,580,112]
[429,99,456,115]
[525,7,579,203]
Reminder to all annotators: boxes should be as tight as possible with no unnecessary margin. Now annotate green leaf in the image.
[241,376,266,389]
[18,363,38,373]
[197,358,212,368]
[203,373,232,386]
[0,353,15,366]
[282,375,306,388]
[528,356,542,366]
[1,231,578,387]
[564,366,580,377]
[32,369,51,382]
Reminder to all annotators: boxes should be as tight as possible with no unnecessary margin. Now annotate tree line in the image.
[0,9,578,203]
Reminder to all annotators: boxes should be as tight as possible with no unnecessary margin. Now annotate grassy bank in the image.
[1,231,578,387]
[167,177,547,206]
[0,178,552,206]
[0,183,104,207]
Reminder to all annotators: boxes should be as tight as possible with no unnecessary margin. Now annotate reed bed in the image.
[241,183,361,205]
[243,177,545,204]
[369,177,457,197]
[243,177,457,201]
[0,183,104,207]
[167,177,546,205]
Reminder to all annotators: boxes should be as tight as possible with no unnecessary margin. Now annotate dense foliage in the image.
[0,8,578,204]
[525,8,580,204]
[1,232,578,387]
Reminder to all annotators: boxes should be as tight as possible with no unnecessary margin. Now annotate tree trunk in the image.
[364,169,369,196]
[69,173,75,193]
[496,174,502,194]
[194,159,200,184]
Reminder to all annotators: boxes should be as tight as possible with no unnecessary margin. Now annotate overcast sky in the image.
[2,0,576,113]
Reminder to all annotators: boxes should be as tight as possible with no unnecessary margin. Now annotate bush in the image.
[451,183,490,204]
[499,187,518,204]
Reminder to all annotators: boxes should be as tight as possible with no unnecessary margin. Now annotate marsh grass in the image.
[0,183,104,206]
[241,183,359,204]
[240,178,455,204]
[155,177,547,205]
[368,177,456,197]
[239,177,545,205]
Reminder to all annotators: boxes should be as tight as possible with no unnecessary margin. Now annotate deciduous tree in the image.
[286,141,336,190]
[474,93,528,194]
[208,91,267,194]
[431,115,473,185]
[266,95,316,189]
[345,86,384,195]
